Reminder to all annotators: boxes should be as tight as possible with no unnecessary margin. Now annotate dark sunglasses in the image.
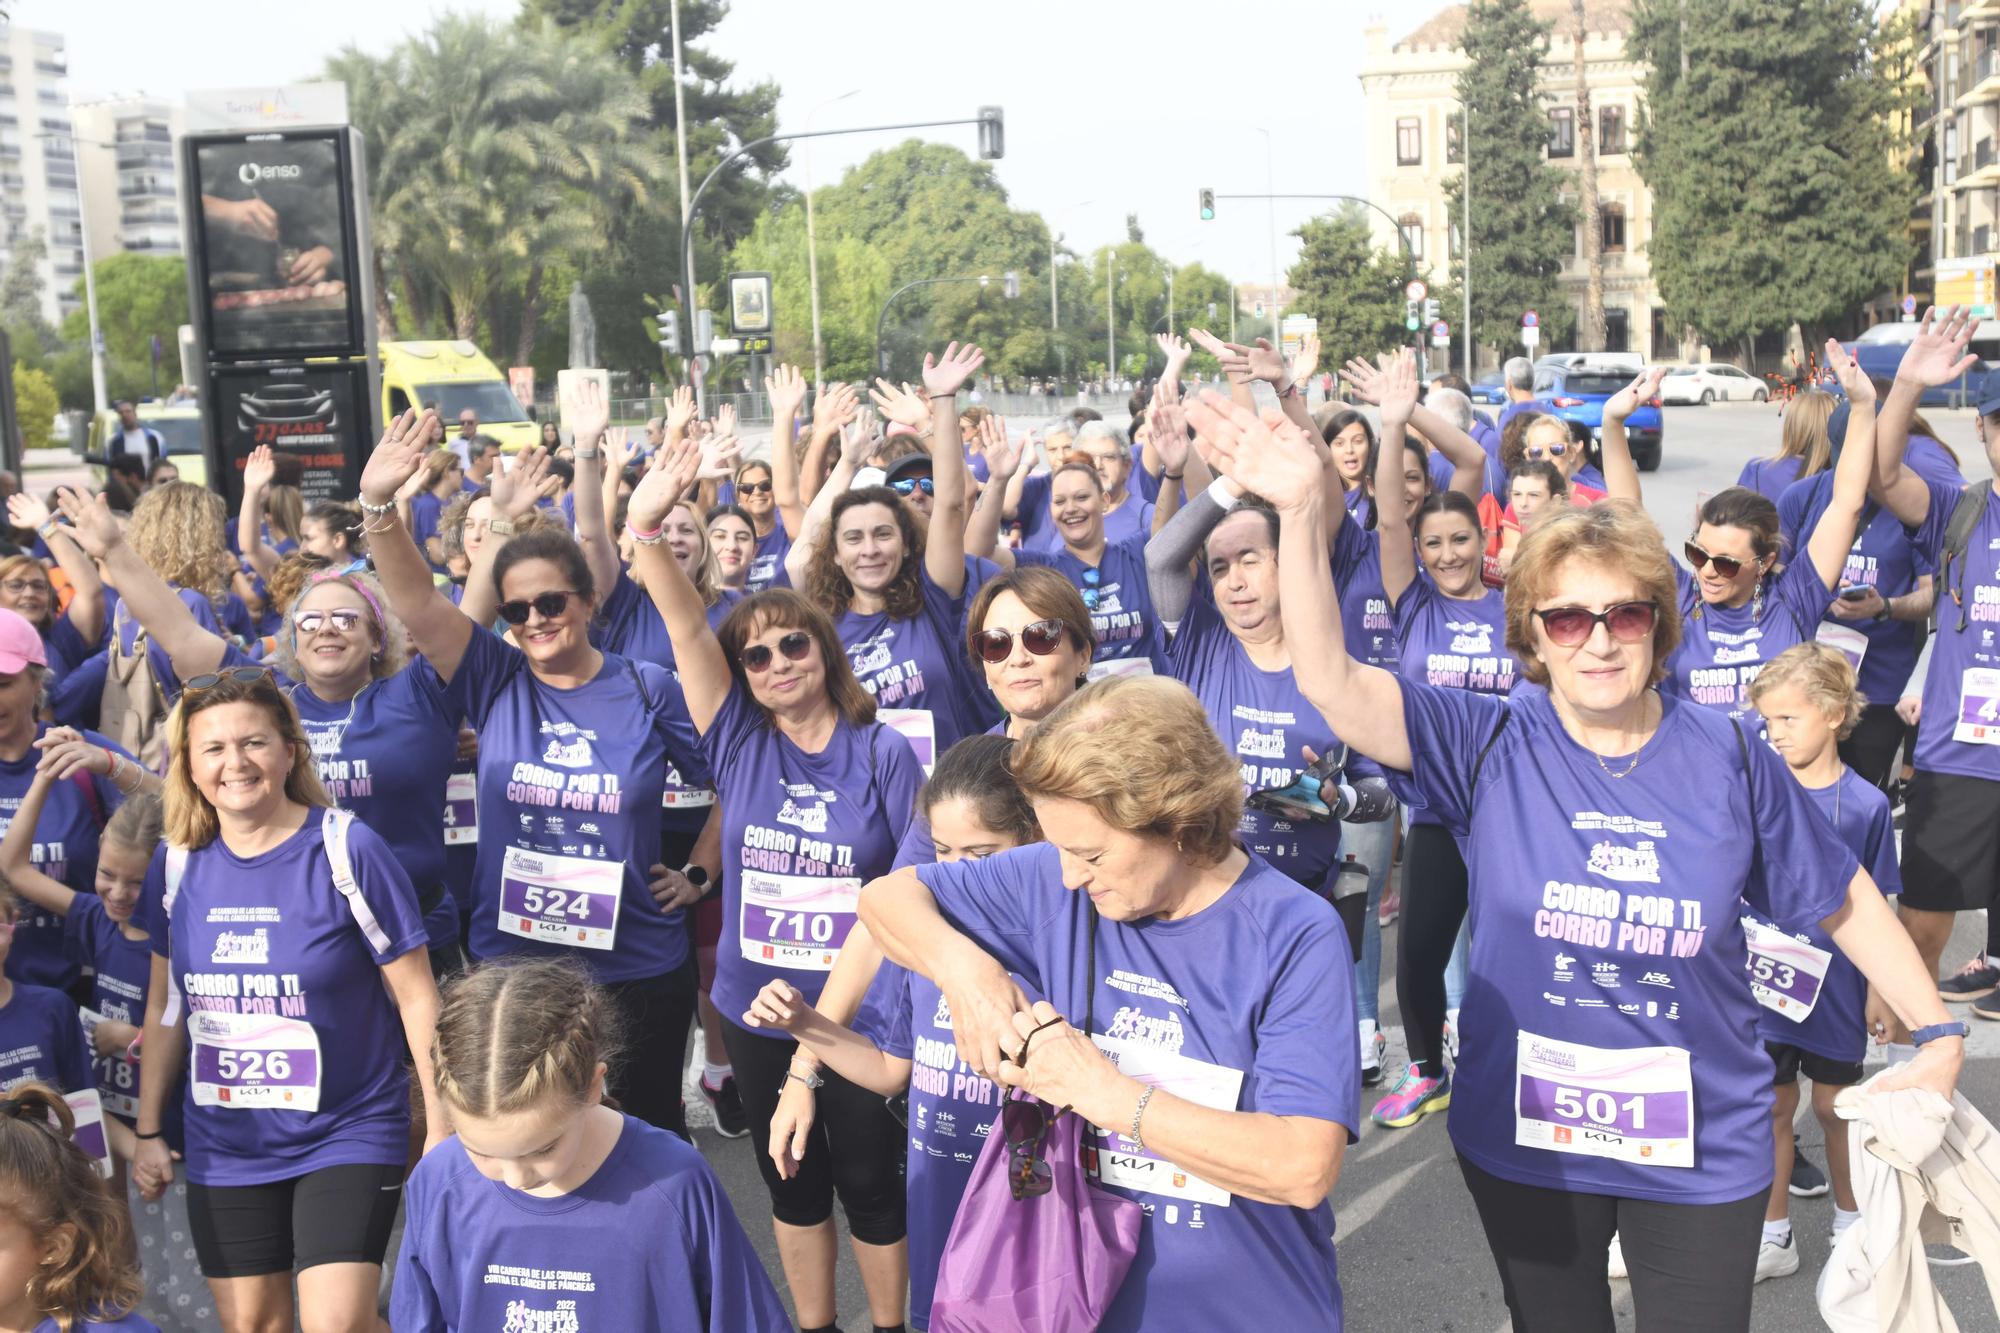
[737,479,774,496]
[1683,541,1751,581]
[1524,443,1568,459]
[970,618,1068,664]
[742,630,813,673]
[497,591,577,625]
[293,608,364,635]
[1531,601,1659,647]
[1003,1097,1062,1202]
[890,476,935,497]
[184,666,272,693]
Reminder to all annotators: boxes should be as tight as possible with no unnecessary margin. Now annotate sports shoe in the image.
[1377,886,1401,926]
[1940,956,2000,1002]
[1790,1151,1829,1198]
[1973,989,2000,1021]
[1606,1231,1627,1280]
[1371,1065,1450,1128]
[1755,1233,1800,1282]
[1360,1024,1387,1088]
[700,1075,749,1139]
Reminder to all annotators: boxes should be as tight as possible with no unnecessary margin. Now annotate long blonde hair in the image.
[163,671,331,849]
[127,481,231,605]
[1772,389,1836,478]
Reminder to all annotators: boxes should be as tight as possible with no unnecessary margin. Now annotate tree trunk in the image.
[515,258,544,368]
[397,257,432,335]
[1574,0,1607,353]
[371,248,397,339]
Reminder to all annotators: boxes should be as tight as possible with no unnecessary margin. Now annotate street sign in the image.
[1903,295,1918,315]
[1521,325,1541,349]
[1406,280,1428,302]
[1522,310,1539,328]
[1431,321,1450,338]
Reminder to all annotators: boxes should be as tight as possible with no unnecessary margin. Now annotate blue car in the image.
[1470,372,1507,405]
[1837,341,1985,408]
[1530,360,1664,472]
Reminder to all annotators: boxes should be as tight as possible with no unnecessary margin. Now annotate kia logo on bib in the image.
[236,161,304,184]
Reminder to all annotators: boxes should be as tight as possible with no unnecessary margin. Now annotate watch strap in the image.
[1912,1020,1970,1046]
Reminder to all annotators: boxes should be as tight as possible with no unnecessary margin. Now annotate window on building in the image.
[1599,105,1626,155]
[1397,118,1422,166]
[1604,309,1630,354]
[1446,117,1462,164]
[1602,204,1627,253]
[1549,107,1575,158]
[1400,212,1425,260]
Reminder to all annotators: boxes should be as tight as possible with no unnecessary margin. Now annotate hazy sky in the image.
[24,0,1461,286]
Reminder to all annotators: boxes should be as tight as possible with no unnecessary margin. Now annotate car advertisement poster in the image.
[208,363,370,510]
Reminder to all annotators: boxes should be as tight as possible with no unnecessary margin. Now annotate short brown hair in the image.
[164,670,331,849]
[1749,642,1865,740]
[965,567,1095,673]
[1505,500,1682,689]
[434,959,621,1117]
[716,588,877,728]
[0,1081,142,1331]
[1009,676,1242,864]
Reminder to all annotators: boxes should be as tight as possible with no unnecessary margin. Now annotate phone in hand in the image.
[1839,585,1873,602]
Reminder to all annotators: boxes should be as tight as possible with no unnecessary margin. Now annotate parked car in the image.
[1469,372,1507,405]
[1658,362,1767,405]
[1530,358,1665,472]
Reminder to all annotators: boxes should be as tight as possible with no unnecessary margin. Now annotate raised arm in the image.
[9,493,102,646]
[966,420,1023,569]
[235,447,282,587]
[1145,479,1235,629]
[1597,366,1667,503]
[785,389,888,588]
[1872,306,1979,527]
[1187,390,1414,772]
[358,409,477,683]
[1805,342,1881,592]
[1345,350,1484,499]
[920,344,985,597]
[1141,334,1194,486]
[627,439,733,733]
[53,487,227,681]
[561,378,620,600]
[456,447,552,632]
[1189,327,1267,416]
[765,364,810,538]
[1360,351,1421,605]
[599,425,638,535]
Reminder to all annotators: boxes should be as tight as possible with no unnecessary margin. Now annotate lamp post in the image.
[874,273,1016,379]
[39,131,108,413]
[803,89,860,399]
[1105,248,1116,384]
[1256,128,1281,345]
[1047,199,1094,391]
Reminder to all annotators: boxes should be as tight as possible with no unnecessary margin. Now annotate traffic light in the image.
[1405,300,1421,332]
[1199,188,1215,221]
[1423,298,1440,324]
[654,309,680,356]
[1003,270,1020,300]
[978,106,1005,160]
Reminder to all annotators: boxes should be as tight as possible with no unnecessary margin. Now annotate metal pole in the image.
[1106,249,1116,384]
[876,275,990,379]
[1462,101,1473,381]
[804,90,859,401]
[1259,129,1282,344]
[1230,284,1237,343]
[669,0,698,412]
[1051,230,1062,386]
[56,134,108,414]
[1167,266,1175,339]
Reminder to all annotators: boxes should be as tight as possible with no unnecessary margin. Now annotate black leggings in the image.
[721,1018,907,1244]
[1458,1154,1765,1332]
[1838,704,1907,793]
[1397,822,1469,1075]
[604,956,699,1140]
[187,1162,403,1278]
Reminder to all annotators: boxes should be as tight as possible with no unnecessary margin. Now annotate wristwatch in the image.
[487,517,517,536]
[784,1064,824,1091]
[1912,1021,1970,1047]
[680,864,712,898]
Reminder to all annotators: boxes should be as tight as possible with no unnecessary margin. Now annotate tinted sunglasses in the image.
[742,630,813,673]
[890,476,935,497]
[1683,541,1750,581]
[497,591,577,625]
[1531,601,1659,647]
[1003,1097,1062,1201]
[970,618,1068,664]
[1524,443,1568,459]
[737,479,774,495]
[184,666,272,693]
[293,608,364,635]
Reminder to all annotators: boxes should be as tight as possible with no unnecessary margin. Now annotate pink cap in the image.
[0,608,46,674]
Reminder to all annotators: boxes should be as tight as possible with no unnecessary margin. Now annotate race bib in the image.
[1514,1032,1693,1168]
[1954,668,2000,745]
[738,870,860,970]
[1088,1036,1244,1206]
[64,1089,112,1179]
[442,772,478,845]
[498,846,623,951]
[82,1009,138,1118]
[662,765,716,810]
[1742,917,1831,1022]
[879,708,938,775]
[189,1010,323,1111]
[1815,622,1869,675]
[1086,658,1154,683]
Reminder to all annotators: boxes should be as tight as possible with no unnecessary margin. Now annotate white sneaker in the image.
[1755,1233,1800,1282]
[1606,1232,1628,1280]
[1445,1008,1461,1061]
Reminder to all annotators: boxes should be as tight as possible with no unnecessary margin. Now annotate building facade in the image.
[72,97,185,265]
[1359,0,1671,365]
[1909,0,2000,321]
[0,24,82,326]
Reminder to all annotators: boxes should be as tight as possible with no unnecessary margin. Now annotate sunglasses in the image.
[1004,1097,1062,1201]
[971,618,1068,664]
[497,591,578,625]
[737,479,774,496]
[1531,601,1659,647]
[742,630,813,673]
[890,476,935,497]
[1683,541,1753,581]
[1524,443,1569,459]
[184,666,273,693]
[293,608,364,635]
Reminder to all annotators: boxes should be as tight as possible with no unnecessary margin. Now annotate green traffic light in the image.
[1406,317,1420,331]
[1200,208,1214,221]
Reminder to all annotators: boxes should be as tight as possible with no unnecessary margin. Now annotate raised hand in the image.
[561,374,611,448]
[34,727,110,782]
[1339,355,1388,406]
[666,385,698,436]
[1290,332,1322,389]
[983,417,1026,481]
[606,426,639,475]
[697,433,742,481]
[1896,305,1980,389]
[1603,366,1668,423]
[715,402,739,441]
[1823,339,1876,406]
[1378,348,1419,431]
[6,492,50,534]
[1184,391,1325,512]
[52,486,121,558]
[491,445,551,519]
[360,408,437,505]
[1156,332,1193,383]
[394,462,431,505]
[921,341,986,399]
[1189,328,1255,385]
[811,382,860,441]
[1149,384,1192,476]
[628,436,703,532]
[868,379,930,431]
[766,364,808,423]
[242,444,278,495]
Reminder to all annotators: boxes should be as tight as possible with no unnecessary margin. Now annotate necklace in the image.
[1590,697,1655,779]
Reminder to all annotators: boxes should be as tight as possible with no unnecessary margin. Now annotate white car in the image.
[1658,362,1768,405]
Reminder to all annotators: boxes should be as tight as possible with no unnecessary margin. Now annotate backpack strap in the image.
[321,808,392,955]
[1937,480,1994,635]
[160,844,190,1027]
[1469,705,1511,798]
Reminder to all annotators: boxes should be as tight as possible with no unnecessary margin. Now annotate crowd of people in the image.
[0,309,1990,1332]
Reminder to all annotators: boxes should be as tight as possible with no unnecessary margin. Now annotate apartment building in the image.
[72,97,185,263]
[0,24,81,325]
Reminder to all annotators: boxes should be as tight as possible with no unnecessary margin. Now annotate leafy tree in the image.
[1630,0,1914,353]
[1444,0,1576,357]
[1287,205,1426,378]
[56,254,187,403]
[10,362,57,451]
[0,229,57,370]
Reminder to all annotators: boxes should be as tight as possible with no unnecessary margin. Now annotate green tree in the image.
[1287,206,1425,377]
[56,254,187,403]
[10,363,57,451]
[0,228,57,371]
[1630,0,1914,354]
[1445,0,1576,357]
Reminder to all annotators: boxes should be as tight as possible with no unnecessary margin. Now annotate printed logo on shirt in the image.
[972,1118,993,1139]
[1590,962,1621,988]
[1446,619,1493,655]
[1637,971,1675,989]
[1618,1002,1642,1015]
[775,797,829,834]
[1712,643,1763,667]
[933,992,953,1029]
[500,1299,581,1333]
[210,929,269,966]
[1543,991,1568,1007]
[849,630,897,678]
[537,720,598,769]
[1104,1005,1185,1052]
[1104,970,1190,1009]
[1570,812,1668,839]
[934,1111,957,1138]
[1575,996,1610,1009]
[1552,952,1576,982]
[1585,840,1662,885]
[1236,726,1287,760]
[205,906,282,924]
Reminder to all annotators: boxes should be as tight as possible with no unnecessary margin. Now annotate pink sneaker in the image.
[1377,885,1401,926]
[1371,1065,1451,1128]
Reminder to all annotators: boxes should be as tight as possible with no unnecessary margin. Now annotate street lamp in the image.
[874,272,1016,378]
[1047,200,1093,389]
[38,130,109,413]
[1105,248,1116,384]
[803,89,860,399]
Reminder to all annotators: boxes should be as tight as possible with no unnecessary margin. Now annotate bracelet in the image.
[1130,1084,1156,1152]
[486,517,517,537]
[360,517,395,536]
[357,498,395,517]
[37,521,61,543]
[626,520,665,546]
[134,1129,163,1141]
[574,447,600,460]
[1162,470,1184,481]
[102,748,123,790]
[928,392,956,401]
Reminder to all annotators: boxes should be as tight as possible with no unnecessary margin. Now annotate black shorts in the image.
[1766,1040,1863,1089]
[1900,770,2000,912]
[186,1162,403,1278]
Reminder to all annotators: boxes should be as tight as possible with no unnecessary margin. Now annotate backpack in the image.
[1935,480,1994,635]
[100,605,170,775]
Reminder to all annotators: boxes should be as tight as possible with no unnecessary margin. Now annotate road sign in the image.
[1522,310,1539,328]
[1521,325,1541,349]
[1903,295,1918,315]
[1431,321,1450,338]
[1406,280,1428,302]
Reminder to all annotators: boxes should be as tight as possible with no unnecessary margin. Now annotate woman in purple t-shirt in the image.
[1195,389,1963,1333]
[964,567,1094,738]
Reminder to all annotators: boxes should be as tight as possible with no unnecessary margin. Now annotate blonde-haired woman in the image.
[408,447,467,572]
[859,673,1358,1332]
[131,667,442,1333]
[1737,389,1836,501]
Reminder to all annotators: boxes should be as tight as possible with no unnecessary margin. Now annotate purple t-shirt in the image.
[702,683,922,1032]
[1777,479,1932,705]
[451,630,709,982]
[1016,474,1156,554]
[837,568,993,756]
[138,815,429,1186]
[392,1114,789,1332]
[64,896,151,1120]
[1168,594,1345,889]
[1750,767,1898,1065]
[410,491,449,571]
[0,726,129,991]
[747,524,792,592]
[1736,455,1803,502]
[1017,534,1167,674]
[33,1316,160,1333]
[1393,577,1517,826]
[1905,478,2000,780]
[1663,558,1830,724]
[1389,683,1857,1203]
[0,981,89,1093]
[914,844,1356,1332]
[1330,519,1399,673]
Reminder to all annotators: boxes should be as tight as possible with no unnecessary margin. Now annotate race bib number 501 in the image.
[1514,1032,1693,1169]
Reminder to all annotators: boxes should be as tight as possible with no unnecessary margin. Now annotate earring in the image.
[1751,576,1765,622]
